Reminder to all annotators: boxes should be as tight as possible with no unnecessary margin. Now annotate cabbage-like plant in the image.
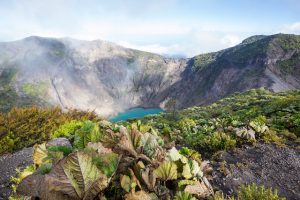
[154,161,178,181]
[33,143,73,168]
[33,143,49,166]
[233,127,256,140]
[16,124,213,200]
[249,116,269,134]
[17,151,117,200]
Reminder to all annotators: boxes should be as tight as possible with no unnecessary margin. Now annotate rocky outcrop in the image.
[0,34,299,117]
[46,137,72,148]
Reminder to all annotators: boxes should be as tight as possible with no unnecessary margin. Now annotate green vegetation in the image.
[237,184,285,200]
[3,88,297,200]
[22,82,49,98]
[131,89,300,157]
[276,52,300,78]
[192,52,217,70]
[73,120,102,149]
[0,67,54,113]
[0,68,41,112]
[272,34,300,51]
[2,34,300,199]
[240,35,267,45]
[222,37,270,66]
[52,120,84,138]
[212,183,285,200]
[0,106,100,154]
[12,125,213,200]
[191,35,272,71]
[186,34,300,102]
[51,48,65,58]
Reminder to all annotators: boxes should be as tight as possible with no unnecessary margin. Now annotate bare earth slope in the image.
[212,143,300,200]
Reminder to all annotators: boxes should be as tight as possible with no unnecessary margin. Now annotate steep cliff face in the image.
[0,34,299,116]
[165,34,300,109]
[0,36,186,116]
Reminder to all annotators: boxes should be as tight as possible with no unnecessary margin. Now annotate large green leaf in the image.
[101,129,119,148]
[127,127,142,150]
[33,143,49,166]
[101,126,141,158]
[179,147,202,165]
[168,147,182,162]
[154,161,177,181]
[120,175,131,193]
[90,123,102,142]
[141,132,162,158]
[182,160,203,179]
[249,120,269,134]
[17,151,112,200]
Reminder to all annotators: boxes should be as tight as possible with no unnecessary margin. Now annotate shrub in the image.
[261,130,285,145]
[201,132,236,153]
[74,120,102,149]
[52,120,83,138]
[0,106,100,155]
[289,113,300,136]
[237,184,286,200]
[210,184,286,200]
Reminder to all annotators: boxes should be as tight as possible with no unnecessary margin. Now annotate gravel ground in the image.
[0,147,33,200]
[212,143,300,200]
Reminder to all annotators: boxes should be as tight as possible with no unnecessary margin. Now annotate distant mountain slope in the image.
[165,34,300,108]
[0,36,186,115]
[0,34,299,116]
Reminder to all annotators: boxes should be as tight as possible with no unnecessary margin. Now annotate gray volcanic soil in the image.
[0,147,33,200]
[0,138,71,200]
[212,143,300,200]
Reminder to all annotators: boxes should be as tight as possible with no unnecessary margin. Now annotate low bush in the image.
[201,132,236,153]
[211,183,285,200]
[0,106,100,154]
[237,183,285,200]
[52,120,83,138]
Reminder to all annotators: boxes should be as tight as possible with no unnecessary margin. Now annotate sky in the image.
[0,0,300,57]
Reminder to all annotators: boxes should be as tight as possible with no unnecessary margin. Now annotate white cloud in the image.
[72,21,190,41]
[221,35,242,47]
[117,41,184,56]
[281,22,300,34]
[0,1,267,57]
[117,31,245,57]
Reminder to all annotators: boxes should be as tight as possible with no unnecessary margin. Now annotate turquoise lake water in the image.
[109,107,163,122]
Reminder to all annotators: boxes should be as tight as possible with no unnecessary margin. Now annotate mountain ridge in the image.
[0,33,299,117]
